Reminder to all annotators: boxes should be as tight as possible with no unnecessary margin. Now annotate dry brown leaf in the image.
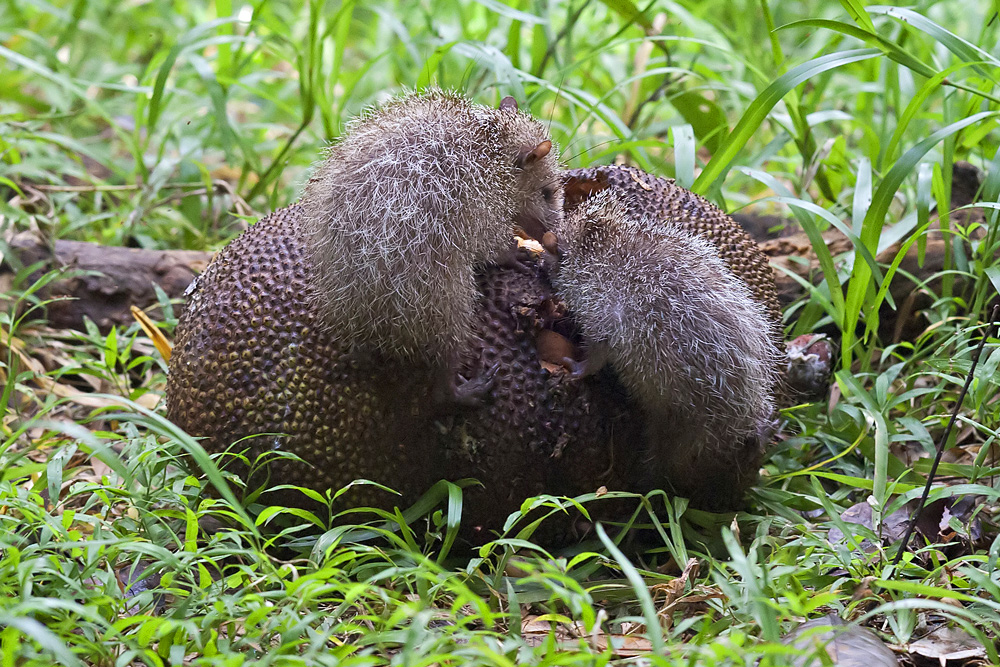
[134,392,161,410]
[0,326,122,409]
[651,557,699,610]
[850,576,876,602]
[520,615,578,648]
[131,305,173,361]
[828,501,911,549]
[648,559,715,630]
[907,625,986,663]
[521,615,658,658]
[87,457,113,481]
[587,631,653,657]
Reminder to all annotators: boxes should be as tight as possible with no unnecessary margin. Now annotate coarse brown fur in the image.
[552,189,782,508]
[300,89,563,363]
[563,165,782,332]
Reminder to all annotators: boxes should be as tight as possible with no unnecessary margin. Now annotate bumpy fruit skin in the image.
[441,249,642,535]
[167,203,639,534]
[168,166,788,533]
[564,165,783,334]
[168,204,441,511]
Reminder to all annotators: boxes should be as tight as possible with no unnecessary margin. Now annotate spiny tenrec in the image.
[168,125,787,534]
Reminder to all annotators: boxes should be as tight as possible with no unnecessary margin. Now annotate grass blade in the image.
[691,48,880,197]
[841,110,1000,369]
[869,6,1000,72]
[595,523,665,653]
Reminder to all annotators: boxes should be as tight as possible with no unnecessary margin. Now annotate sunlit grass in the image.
[3,0,1000,664]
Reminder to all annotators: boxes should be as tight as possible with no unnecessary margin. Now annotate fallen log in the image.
[3,231,213,331]
[741,161,986,342]
[1,225,952,343]
[760,228,953,343]
[1,161,984,340]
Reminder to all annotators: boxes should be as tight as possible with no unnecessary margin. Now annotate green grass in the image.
[4,0,1000,664]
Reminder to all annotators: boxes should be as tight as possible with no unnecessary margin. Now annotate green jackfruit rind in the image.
[167,204,640,534]
[167,165,785,531]
[168,204,443,510]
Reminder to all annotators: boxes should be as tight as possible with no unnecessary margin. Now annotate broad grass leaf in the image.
[671,123,695,189]
[596,523,665,653]
[692,48,881,196]
[869,6,1000,72]
[838,0,876,32]
[780,19,936,78]
[145,21,244,135]
[473,0,545,24]
[0,615,85,667]
[842,110,1000,369]
[669,89,727,154]
[417,41,459,90]
[835,370,890,514]
[595,0,655,32]
[861,164,934,343]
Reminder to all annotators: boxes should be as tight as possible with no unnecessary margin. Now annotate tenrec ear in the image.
[515,140,552,169]
[499,96,519,112]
